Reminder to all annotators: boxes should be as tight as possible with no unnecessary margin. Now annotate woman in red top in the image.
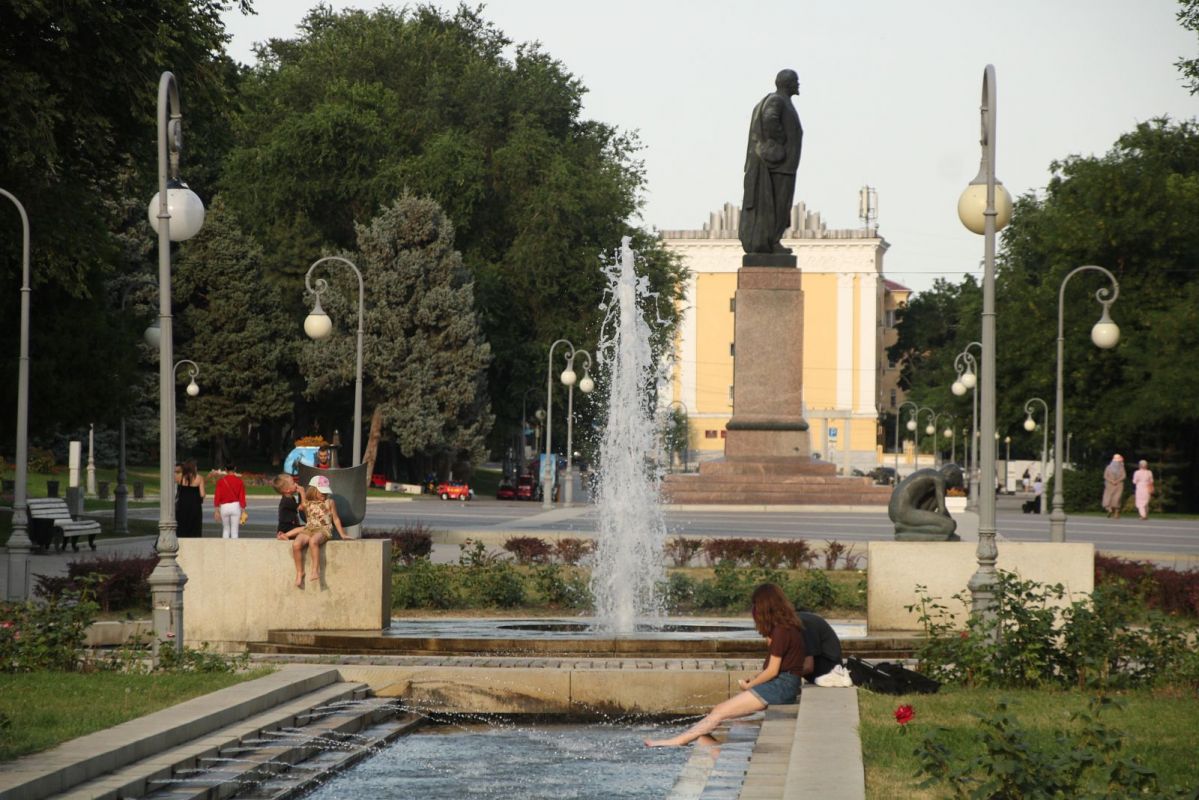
[213,464,247,539]
[646,583,806,747]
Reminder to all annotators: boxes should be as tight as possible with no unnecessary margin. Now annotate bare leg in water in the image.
[645,690,766,747]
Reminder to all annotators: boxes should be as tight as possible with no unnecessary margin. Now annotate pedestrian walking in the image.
[1102,454,1126,518]
[1022,468,1031,493]
[175,460,204,538]
[1132,460,1155,520]
[213,465,247,538]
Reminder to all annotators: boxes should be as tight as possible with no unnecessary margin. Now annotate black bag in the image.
[845,657,940,695]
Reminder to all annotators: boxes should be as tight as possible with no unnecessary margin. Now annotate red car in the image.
[370,473,388,488]
[496,483,517,500]
[515,475,536,501]
[437,481,473,501]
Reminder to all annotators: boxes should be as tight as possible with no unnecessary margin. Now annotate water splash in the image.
[590,236,668,633]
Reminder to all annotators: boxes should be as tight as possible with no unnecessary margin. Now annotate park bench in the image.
[26,498,100,552]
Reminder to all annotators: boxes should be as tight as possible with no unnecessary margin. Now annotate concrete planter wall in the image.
[178,539,391,651]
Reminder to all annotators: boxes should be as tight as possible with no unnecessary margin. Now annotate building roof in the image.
[883,279,911,293]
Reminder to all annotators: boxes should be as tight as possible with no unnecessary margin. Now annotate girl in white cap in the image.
[277,474,345,586]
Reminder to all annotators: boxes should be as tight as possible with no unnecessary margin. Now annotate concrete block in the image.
[336,666,571,714]
[867,541,1094,631]
[570,669,740,715]
[178,540,391,649]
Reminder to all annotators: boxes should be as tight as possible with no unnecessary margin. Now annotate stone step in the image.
[664,474,880,487]
[695,460,840,477]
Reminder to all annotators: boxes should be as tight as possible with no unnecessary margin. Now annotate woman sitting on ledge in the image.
[277,475,345,586]
[646,583,806,747]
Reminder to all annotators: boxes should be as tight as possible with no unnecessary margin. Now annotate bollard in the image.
[133,481,145,500]
[47,479,60,497]
[98,481,110,500]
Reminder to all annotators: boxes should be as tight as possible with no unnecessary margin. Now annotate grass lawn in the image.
[858,687,1199,798]
[0,669,273,762]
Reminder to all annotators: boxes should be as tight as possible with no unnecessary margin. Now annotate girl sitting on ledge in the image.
[277,474,345,586]
[646,582,806,747]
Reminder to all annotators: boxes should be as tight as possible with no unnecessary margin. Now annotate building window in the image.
[728,385,734,404]
[720,430,727,439]
[884,309,897,328]
[729,342,735,356]
[705,430,718,439]
[729,297,736,312]
[890,389,897,408]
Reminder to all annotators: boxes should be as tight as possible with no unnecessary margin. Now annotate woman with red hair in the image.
[646,583,806,747]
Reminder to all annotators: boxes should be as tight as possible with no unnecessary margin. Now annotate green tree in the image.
[896,119,1199,507]
[221,4,684,451]
[1177,0,1199,94]
[0,0,252,447]
[172,196,294,464]
[298,194,493,479]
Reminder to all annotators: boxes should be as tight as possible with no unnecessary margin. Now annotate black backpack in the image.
[845,657,940,695]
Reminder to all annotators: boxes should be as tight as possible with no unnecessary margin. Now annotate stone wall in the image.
[178,540,391,651]
[867,541,1094,631]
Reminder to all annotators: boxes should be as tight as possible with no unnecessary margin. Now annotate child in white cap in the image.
[277,474,345,586]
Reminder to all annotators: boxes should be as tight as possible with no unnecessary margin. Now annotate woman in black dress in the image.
[175,460,205,537]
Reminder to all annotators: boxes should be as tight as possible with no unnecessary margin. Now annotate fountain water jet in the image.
[590,236,668,633]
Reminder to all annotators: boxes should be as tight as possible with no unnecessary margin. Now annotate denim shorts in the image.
[749,672,801,706]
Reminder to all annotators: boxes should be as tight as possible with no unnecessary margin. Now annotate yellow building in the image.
[662,202,907,473]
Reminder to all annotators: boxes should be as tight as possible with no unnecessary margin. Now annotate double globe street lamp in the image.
[543,340,593,509]
[145,71,206,652]
[1049,267,1120,541]
[558,348,594,507]
[951,344,981,511]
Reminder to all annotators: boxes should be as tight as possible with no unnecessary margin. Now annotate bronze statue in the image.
[888,464,964,541]
[739,69,803,255]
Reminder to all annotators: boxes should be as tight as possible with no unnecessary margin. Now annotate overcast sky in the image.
[221,0,1199,293]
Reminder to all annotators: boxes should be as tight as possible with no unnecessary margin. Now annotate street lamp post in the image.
[665,400,690,473]
[894,400,919,478]
[1049,266,1121,541]
[145,72,206,652]
[559,349,594,507]
[952,345,981,511]
[1003,435,1012,492]
[543,339,579,510]
[958,64,1014,621]
[1,188,33,600]
[520,387,539,466]
[910,407,935,467]
[1023,397,1050,516]
[304,256,365,470]
[931,412,954,466]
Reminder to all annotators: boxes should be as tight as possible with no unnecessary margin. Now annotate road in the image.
[130,492,1199,562]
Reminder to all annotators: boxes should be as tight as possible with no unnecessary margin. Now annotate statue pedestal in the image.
[725,265,809,459]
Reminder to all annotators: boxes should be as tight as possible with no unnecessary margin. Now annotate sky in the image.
[220,0,1199,294]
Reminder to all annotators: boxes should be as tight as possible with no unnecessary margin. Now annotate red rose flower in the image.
[894,704,915,725]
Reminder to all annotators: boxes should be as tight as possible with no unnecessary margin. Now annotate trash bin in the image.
[46,480,59,497]
[133,481,145,500]
[98,481,110,500]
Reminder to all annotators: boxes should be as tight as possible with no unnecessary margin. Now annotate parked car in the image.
[437,481,473,501]
[369,473,388,488]
[496,483,517,500]
[868,466,897,486]
[515,475,536,501]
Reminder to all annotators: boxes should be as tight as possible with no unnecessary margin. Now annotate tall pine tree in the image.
[299,194,492,480]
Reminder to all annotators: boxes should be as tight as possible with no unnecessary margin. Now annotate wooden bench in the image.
[26,498,100,552]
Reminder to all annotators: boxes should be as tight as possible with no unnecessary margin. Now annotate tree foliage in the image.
[893,119,1199,508]
[1176,0,1199,94]
[172,196,295,463]
[221,4,684,447]
[298,194,493,476]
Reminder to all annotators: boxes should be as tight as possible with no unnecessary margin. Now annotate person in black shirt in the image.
[273,474,304,533]
[798,610,844,684]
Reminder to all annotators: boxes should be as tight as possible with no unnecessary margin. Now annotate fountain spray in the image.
[591,237,668,633]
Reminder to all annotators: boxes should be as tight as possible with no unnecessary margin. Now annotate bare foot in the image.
[294,573,304,588]
[644,737,684,747]
[309,570,320,583]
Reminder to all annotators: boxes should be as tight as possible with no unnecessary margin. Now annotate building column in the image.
[835,273,854,411]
